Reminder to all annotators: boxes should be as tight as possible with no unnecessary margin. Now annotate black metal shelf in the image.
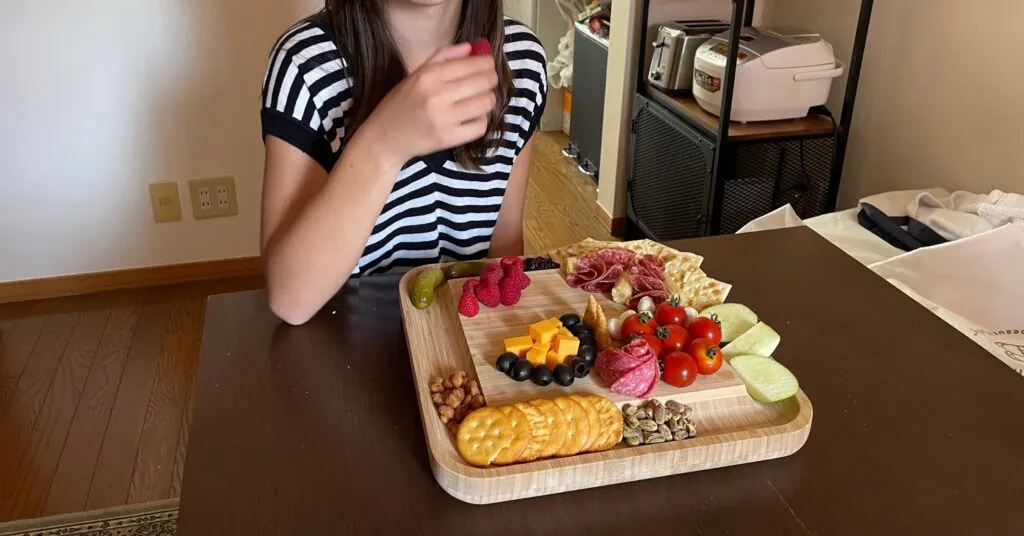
[633,0,875,216]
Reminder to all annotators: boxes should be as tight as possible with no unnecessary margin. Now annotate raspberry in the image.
[479,264,503,284]
[457,290,479,317]
[469,38,492,57]
[462,278,480,294]
[497,277,522,306]
[475,281,501,308]
[504,269,531,291]
[499,256,524,273]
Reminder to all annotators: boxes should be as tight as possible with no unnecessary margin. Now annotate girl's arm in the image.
[261,44,497,325]
[260,126,404,326]
[489,137,535,257]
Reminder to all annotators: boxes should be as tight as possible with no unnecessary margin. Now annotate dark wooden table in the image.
[176,227,1024,535]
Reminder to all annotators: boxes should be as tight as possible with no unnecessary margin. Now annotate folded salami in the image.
[595,339,658,387]
[610,357,659,398]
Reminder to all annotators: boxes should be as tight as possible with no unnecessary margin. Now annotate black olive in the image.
[553,364,575,386]
[577,345,597,366]
[559,313,582,328]
[570,324,594,337]
[496,352,518,374]
[511,359,533,382]
[570,357,590,378]
[578,334,596,349]
[531,364,554,386]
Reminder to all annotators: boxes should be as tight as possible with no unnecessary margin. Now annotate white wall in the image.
[765,0,1024,206]
[0,0,320,283]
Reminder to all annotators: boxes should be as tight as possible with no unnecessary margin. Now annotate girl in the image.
[259,0,547,325]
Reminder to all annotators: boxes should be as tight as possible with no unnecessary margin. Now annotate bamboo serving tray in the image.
[399,265,813,504]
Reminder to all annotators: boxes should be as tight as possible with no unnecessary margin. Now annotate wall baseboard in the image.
[0,257,263,304]
[594,202,627,238]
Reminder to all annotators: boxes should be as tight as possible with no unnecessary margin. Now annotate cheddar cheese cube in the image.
[526,343,550,366]
[554,335,580,358]
[546,349,566,369]
[529,319,560,345]
[504,335,535,357]
[557,327,574,340]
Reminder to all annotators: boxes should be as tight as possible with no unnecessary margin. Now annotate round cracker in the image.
[584,395,624,452]
[456,407,515,467]
[513,401,549,462]
[494,405,532,465]
[529,399,567,459]
[553,397,590,456]
[568,395,602,452]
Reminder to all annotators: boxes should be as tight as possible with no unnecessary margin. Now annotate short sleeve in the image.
[261,20,349,172]
[503,20,548,147]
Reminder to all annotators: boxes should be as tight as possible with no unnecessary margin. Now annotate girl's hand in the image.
[363,43,498,166]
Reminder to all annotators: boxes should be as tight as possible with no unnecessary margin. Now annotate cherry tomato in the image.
[657,324,689,354]
[687,316,723,345]
[638,333,665,359]
[654,297,687,326]
[662,352,698,388]
[687,338,722,375]
[621,311,657,340]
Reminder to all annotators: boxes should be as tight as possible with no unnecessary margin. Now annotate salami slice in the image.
[610,357,659,397]
[596,248,636,266]
[579,264,624,293]
[628,289,669,310]
[595,341,656,384]
[621,338,656,362]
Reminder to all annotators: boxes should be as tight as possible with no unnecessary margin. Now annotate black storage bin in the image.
[569,24,608,179]
[627,93,835,240]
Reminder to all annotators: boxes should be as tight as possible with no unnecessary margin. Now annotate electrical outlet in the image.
[149,182,182,223]
[188,176,238,220]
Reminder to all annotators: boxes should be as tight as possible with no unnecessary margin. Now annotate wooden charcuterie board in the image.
[399,264,812,505]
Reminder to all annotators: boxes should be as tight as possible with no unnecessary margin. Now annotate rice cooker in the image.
[648,20,731,93]
[692,26,844,122]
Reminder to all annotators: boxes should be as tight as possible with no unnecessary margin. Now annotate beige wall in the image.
[764,0,1023,206]
[0,0,320,283]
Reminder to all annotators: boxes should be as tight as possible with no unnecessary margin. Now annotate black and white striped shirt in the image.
[261,14,547,276]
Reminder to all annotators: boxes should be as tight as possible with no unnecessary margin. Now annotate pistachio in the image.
[639,419,659,432]
[643,431,666,444]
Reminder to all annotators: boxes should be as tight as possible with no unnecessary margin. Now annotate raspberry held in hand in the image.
[470,38,493,57]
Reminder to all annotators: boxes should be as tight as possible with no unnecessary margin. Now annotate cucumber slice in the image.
[722,322,780,361]
[699,303,758,343]
[730,354,799,404]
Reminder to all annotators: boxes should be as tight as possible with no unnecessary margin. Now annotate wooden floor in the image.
[0,131,612,522]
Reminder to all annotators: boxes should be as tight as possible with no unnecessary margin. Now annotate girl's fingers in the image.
[430,55,495,82]
[448,116,489,146]
[448,92,497,125]
[445,72,499,103]
[423,43,472,66]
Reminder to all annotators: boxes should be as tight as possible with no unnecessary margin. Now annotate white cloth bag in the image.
[869,224,1024,376]
[739,203,1024,376]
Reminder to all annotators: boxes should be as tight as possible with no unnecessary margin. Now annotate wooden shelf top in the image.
[647,87,838,142]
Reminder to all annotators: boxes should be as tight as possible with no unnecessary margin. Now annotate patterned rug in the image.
[0,499,178,536]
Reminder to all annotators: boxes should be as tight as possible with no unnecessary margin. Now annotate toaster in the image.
[648,20,731,93]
